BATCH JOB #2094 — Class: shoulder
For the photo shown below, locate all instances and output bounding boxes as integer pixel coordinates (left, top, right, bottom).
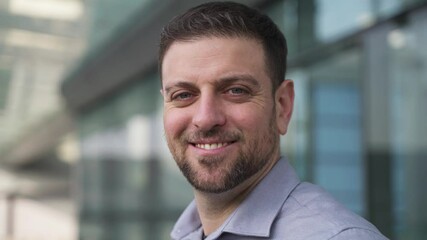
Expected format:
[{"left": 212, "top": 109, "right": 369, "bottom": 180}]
[
  {"left": 269, "top": 182, "right": 388, "bottom": 240},
  {"left": 329, "top": 228, "right": 389, "bottom": 240}
]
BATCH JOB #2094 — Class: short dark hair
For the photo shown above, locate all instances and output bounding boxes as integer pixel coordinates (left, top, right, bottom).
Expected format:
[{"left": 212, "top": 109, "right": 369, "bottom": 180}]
[{"left": 158, "top": 1, "right": 287, "bottom": 91}]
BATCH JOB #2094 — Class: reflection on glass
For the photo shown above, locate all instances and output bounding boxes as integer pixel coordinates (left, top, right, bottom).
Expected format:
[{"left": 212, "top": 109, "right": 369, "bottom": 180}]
[{"left": 315, "top": 0, "right": 374, "bottom": 42}]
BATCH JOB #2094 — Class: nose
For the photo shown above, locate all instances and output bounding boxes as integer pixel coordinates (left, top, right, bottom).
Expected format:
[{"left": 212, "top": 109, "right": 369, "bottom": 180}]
[{"left": 192, "top": 93, "right": 226, "bottom": 130}]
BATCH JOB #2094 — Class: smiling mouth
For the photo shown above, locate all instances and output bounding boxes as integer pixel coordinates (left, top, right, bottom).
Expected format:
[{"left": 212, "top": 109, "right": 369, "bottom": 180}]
[{"left": 193, "top": 142, "right": 232, "bottom": 150}]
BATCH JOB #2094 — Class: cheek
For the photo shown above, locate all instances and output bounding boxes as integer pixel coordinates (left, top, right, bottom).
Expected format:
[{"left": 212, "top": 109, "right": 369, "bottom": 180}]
[
  {"left": 228, "top": 105, "right": 271, "bottom": 129},
  {"left": 163, "top": 109, "right": 190, "bottom": 139}
]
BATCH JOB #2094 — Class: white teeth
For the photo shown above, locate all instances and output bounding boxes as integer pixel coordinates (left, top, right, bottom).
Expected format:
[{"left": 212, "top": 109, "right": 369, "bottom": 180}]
[{"left": 196, "top": 143, "right": 228, "bottom": 150}]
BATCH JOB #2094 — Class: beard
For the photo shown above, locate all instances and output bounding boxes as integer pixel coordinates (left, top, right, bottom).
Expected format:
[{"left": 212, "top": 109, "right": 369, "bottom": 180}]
[{"left": 166, "top": 113, "right": 279, "bottom": 194}]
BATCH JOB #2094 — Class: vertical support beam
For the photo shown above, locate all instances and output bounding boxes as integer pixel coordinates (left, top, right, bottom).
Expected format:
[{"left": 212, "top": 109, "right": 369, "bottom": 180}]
[
  {"left": 298, "top": 0, "right": 317, "bottom": 51},
  {"left": 404, "top": 9, "right": 427, "bottom": 239},
  {"left": 101, "top": 158, "right": 120, "bottom": 240},
  {"left": 363, "top": 23, "right": 394, "bottom": 239},
  {"left": 6, "top": 194, "right": 15, "bottom": 238},
  {"left": 146, "top": 157, "right": 161, "bottom": 239}
]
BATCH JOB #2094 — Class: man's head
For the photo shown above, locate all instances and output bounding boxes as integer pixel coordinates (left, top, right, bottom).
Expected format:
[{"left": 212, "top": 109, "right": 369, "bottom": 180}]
[
  {"left": 159, "top": 2, "right": 294, "bottom": 194},
  {"left": 159, "top": 1, "right": 287, "bottom": 92}
]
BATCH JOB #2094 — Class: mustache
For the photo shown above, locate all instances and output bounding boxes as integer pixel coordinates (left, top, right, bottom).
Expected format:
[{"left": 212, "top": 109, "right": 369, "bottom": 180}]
[{"left": 181, "top": 128, "right": 242, "bottom": 143}]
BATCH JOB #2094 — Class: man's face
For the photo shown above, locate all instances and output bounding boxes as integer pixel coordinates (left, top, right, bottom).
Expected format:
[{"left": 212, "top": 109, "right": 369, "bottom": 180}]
[{"left": 161, "top": 37, "right": 283, "bottom": 193}]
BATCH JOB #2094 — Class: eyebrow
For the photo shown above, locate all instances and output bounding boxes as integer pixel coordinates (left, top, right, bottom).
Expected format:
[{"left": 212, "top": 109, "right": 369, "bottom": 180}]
[
  {"left": 214, "top": 74, "right": 261, "bottom": 90},
  {"left": 164, "top": 73, "right": 261, "bottom": 94},
  {"left": 164, "top": 81, "right": 197, "bottom": 95}
]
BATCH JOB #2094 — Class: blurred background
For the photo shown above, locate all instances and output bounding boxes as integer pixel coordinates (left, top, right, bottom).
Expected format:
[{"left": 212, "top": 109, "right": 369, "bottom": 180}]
[{"left": 0, "top": 0, "right": 426, "bottom": 239}]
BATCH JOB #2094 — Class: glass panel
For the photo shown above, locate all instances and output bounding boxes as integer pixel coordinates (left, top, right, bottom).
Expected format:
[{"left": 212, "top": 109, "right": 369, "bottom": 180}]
[
  {"left": 388, "top": 11, "right": 427, "bottom": 239},
  {"left": 0, "top": 66, "right": 11, "bottom": 111},
  {"left": 310, "top": 49, "right": 365, "bottom": 215},
  {"left": 315, "top": 0, "right": 374, "bottom": 42},
  {"left": 377, "top": 0, "right": 427, "bottom": 18},
  {"left": 87, "top": 0, "right": 153, "bottom": 49},
  {"left": 266, "top": 0, "right": 300, "bottom": 57},
  {"left": 267, "top": 0, "right": 374, "bottom": 53}
]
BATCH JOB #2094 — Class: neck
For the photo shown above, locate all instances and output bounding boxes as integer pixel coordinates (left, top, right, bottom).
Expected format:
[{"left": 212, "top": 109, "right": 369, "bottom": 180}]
[{"left": 194, "top": 155, "right": 280, "bottom": 236}]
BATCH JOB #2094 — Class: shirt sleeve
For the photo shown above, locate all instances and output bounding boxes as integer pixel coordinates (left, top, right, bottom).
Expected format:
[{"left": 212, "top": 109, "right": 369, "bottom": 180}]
[{"left": 328, "top": 228, "right": 389, "bottom": 240}]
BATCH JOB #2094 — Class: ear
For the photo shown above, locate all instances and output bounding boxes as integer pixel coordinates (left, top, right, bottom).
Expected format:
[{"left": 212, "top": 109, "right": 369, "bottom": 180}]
[
  {"left": 275, "top": 80, "right": 294, "bottom": 135},
  {"left": 160, "top": 89, "right": 164, "bottom": 97}
]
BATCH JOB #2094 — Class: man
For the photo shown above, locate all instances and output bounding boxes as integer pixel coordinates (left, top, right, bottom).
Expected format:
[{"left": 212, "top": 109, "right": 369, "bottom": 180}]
[{"left": 159, "top": 2, "right": 388, "bottom": 240}]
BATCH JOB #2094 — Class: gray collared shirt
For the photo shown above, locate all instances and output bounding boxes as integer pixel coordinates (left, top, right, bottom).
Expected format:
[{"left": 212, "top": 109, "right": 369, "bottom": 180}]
[{"left": 171, "top": 157, "right": 389, "bottom": 240}]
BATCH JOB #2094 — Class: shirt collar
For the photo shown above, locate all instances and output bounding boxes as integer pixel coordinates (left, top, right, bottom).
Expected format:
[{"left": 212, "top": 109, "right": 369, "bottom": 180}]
[
  {"left": 171, "top": 157, "right": 301, "bottom": 239},
  {"left": 171, "top": 200, "right": 202, "bottom": 239},
  {"left": 221, "top": 157, "right": 300, "bottom": 237}
]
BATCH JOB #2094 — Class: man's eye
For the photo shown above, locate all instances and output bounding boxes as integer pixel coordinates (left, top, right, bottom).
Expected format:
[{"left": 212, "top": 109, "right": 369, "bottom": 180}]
[
  {"left": 173, "top": 92, "right": 193, "bottom": 100},
  {"left": 228, "top": 88, "right": 247, "bottom": 95}
]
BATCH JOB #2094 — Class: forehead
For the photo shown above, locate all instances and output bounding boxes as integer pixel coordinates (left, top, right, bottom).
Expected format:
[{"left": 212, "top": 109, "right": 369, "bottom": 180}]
[{"left": 161, "top": 37, "right": 268, "bottom": 86}]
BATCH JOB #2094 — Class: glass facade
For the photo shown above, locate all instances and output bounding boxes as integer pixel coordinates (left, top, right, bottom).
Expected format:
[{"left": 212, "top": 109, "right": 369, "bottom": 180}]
[
  {"left": 85, "top": 0, "right": 153, "bottom": 52},
  {"left": 387, "top": 10, "right": 427, "bottom": 239},
  {"left": 0, "top": 0, "right": 86, "bottom": 150},
  {"left": 266, "top": 0, "right": 427, "bottom": 239},
  {"left": 310, "top": 49, "right": 365, "bottom": 215},
  {"left": 0, "top": 0, "right": 87, "bottom": 238}
]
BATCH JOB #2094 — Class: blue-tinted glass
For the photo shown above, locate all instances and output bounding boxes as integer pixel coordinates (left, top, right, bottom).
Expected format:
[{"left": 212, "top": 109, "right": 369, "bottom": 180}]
[
  {"left": 311, "top": 65, "right": 364, "bottom": 215},
  {"left": 315, "top": 0, "right": 373, "bottom": 42},
  {"left": 313, "top": 85, "right": 360, "bottom": 117},
  {"left": 265, "top": 0, "right": 299, "bottom": 57},
  {"left": 388, "top": 12, "right": 427, "bottom": 238},
  {"left": 314, "top": 125, "right": 362, "bottom": 154},
  {"left": 377, "top": 0, "right": 427, "bottom": 18}
]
